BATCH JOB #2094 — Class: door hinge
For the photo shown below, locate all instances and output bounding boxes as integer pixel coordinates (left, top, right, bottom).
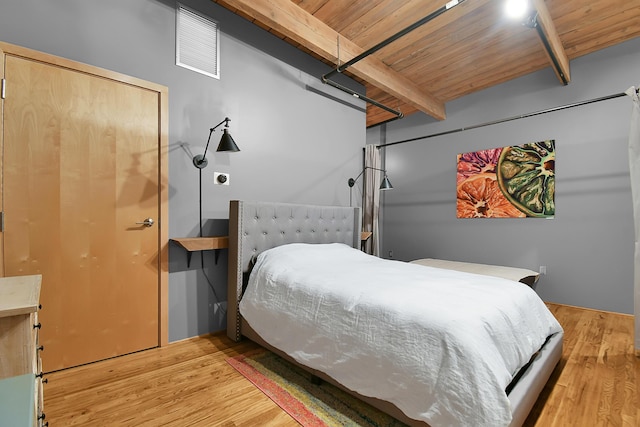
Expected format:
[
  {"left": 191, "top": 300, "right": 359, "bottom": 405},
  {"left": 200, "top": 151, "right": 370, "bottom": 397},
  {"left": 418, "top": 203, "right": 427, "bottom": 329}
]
[
  {"left": 0, "top": 212, "right": 3, "bottom": 232},
  {"left": 1, "top": 78, "right": 5, "bottom": 99}
]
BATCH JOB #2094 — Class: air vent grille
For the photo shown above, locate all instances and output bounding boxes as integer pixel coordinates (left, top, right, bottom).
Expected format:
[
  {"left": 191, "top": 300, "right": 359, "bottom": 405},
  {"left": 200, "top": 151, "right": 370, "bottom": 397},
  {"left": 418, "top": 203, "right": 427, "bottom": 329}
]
[{"left": 176, "top": 3, "right": 220, "bottom": 79}]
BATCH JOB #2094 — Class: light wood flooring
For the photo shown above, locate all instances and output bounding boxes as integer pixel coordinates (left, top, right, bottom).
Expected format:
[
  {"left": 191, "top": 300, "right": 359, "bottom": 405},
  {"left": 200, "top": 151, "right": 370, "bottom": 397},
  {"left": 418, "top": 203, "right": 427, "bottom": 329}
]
[{"left": 44, "top": 303, "right": 639, "bottom": 426}]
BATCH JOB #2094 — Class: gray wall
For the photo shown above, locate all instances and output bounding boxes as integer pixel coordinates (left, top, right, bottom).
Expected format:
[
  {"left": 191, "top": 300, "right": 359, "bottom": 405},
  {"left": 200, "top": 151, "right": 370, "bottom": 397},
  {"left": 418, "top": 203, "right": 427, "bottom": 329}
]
[
  {"left": 371, "top": 37, "right": 640, "bottom": 314},
  {"left": 0, "top": 0, "right": 366, "bottom": 341}
]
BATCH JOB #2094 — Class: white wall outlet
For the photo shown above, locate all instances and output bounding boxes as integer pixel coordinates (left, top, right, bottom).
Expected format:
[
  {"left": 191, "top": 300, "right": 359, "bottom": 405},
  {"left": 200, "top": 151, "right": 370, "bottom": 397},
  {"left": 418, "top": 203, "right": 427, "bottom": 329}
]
[
  {"left": 214, "top": 172, "right": 230, "bottom": 185},
  {"left": 539, "top": 265, "right": 547, "bottom": 275}
]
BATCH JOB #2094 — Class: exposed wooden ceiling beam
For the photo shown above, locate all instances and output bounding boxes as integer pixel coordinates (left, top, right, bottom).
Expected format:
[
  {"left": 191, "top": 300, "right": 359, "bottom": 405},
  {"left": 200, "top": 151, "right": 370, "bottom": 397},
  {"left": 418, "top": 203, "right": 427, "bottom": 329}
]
[
  {"left": 214, "top": 0, "right": 446, "bottom": 121},
  {"left": 532, "top": 0, "right": 571, "bottom": 84}
]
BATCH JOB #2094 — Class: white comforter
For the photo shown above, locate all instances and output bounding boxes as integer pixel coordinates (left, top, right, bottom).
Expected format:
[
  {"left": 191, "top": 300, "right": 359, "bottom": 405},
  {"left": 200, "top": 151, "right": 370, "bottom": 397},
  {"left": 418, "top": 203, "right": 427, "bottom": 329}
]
[{"left": 239, "top": 243, "right": 563, "bottom": 427}]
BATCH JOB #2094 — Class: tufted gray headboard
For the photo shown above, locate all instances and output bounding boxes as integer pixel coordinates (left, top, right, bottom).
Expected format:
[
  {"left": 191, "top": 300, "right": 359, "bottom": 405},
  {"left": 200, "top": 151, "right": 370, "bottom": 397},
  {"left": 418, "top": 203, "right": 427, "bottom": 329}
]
[{"left": 226, "top": 200, "right": 361, "bottom": 341}]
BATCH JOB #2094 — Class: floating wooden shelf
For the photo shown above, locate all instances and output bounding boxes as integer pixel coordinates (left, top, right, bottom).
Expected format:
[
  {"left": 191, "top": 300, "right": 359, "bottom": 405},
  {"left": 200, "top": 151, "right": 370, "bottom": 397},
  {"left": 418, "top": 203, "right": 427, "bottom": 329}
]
[
  {"left": 171, "top": 237, "right": 229, "bottom": 251},
  {"left": 360, "top": 231, "right": 373, "bottom": 251},
  {"left": 171, "top": 237, "right": 229, "bottom": 267},
  {"left": 173, "top": 234, "right": 370, "bottom": 265}
]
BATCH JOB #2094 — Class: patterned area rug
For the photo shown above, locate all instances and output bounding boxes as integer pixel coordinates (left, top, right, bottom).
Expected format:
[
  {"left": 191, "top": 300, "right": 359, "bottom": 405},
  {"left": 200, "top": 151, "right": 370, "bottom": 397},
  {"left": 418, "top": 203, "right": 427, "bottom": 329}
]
[{"left": 227, "top": 350, "right": 408, "bottom": 427}]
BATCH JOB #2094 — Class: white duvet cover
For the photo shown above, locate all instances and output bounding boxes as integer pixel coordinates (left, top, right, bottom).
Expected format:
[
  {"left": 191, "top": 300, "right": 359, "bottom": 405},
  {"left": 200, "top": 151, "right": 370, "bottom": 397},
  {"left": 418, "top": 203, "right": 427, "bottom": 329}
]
[{"left": 239, "top": 243, "right": 563, "bottom": 427}]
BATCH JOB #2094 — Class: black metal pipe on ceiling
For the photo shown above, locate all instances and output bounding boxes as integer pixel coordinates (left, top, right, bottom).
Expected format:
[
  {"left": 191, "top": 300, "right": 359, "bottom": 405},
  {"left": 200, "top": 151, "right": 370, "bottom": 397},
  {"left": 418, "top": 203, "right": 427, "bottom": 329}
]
[
  {"left": 534, "top": 23, "right": 568, "bottom": 85},
  {"left": 378, "top": 88, "right": 639, "bottom": 149},
  {"left": 322, "top": 77, "right": 403, "bottom": 117},
  {"left": 524, "top": 12, "right": 569, "bottom": 86},
  {"left": 321, "top": 0, "right": 468, "bottom": 121},
  {"left": 323, "top": 0, "right": 468, "bottom": 80}
]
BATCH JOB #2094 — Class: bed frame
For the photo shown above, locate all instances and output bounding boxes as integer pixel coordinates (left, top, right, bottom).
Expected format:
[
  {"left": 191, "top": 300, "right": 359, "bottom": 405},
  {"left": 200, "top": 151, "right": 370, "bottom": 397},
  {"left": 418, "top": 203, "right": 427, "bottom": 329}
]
[{"left": 226, "top": 200, "right": 563, "bottom": 427}]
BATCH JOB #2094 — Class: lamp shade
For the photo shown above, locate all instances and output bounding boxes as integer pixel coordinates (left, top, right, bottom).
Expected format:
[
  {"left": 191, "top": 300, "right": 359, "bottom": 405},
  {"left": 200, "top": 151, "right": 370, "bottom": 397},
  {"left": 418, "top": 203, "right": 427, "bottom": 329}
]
[
  {"left": 216, "top": 128, "right": 240, "bottom": 152},
  {"left": 380, "top": 175, "right": 393, "bottom": 190}
]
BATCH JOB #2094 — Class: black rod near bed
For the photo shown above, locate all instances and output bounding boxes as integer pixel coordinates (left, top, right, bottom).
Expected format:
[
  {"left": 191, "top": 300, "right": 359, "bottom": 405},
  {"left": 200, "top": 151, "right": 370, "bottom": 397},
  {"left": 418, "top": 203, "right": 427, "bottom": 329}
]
[{"left": 227, "top": 200, "right": 563, "bottom": 427}]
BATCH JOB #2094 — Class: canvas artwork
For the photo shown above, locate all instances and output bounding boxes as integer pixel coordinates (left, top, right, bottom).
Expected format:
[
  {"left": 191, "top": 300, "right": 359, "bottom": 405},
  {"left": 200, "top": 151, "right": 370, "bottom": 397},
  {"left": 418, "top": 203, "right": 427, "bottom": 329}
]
[{"left": 456, "top": 140, "right": 555, "bottom": 218}]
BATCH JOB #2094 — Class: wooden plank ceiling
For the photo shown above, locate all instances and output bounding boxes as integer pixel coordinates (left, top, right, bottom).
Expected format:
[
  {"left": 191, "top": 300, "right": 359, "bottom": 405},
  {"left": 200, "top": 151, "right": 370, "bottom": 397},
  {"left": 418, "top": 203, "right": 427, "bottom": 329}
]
[{"left": 213, "top": 0, "right": 640, "bottom": 127}]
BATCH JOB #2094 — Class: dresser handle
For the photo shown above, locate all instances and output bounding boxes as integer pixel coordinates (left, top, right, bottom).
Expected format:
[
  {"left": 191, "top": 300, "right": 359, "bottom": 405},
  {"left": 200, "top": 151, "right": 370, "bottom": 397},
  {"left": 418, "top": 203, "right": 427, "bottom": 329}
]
[
  {"left": 36, "top": 372, "right": 48, "bottom": 383},
  {"left": 34, "top": 322, "right": 42, "bottom": 329}
]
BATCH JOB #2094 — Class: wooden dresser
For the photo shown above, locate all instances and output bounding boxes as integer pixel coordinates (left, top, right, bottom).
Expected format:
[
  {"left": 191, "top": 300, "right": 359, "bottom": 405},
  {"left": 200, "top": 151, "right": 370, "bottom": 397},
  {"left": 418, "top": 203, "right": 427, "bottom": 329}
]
[{"left": 0, "top": 275, "right": 45, "bottom": 426}]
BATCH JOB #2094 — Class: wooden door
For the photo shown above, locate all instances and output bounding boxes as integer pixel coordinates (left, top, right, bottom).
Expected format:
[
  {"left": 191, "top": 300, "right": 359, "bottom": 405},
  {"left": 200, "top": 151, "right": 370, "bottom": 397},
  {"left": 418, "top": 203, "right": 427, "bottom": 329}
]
[{"left": 1, "top": 43, "right": 169, "bottom": 371}]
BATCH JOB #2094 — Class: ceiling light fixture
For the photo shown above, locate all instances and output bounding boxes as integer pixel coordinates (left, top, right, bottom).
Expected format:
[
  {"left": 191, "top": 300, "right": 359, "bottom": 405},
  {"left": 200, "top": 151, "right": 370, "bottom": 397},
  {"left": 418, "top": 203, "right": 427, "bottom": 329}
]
[{"left": 505, "top": 0, "right": 530, "bottom": 20}]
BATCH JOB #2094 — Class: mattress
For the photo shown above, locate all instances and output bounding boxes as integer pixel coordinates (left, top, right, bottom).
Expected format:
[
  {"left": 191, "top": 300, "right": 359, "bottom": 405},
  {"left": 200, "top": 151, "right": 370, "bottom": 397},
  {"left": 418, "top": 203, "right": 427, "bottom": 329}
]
[{"left": 239, "top": 243, "right": 563, "bottom": 427}]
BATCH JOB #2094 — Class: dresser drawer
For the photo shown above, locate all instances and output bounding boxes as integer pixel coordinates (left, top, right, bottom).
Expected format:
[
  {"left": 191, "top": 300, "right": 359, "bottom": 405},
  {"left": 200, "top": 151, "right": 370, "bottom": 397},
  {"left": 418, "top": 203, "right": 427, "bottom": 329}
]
[
  {"left": 0, "top": 313, "right": 35, "bottom": 377},
  {"left": 0, "top": 373, "right": 36, "bottom": 426},
  {"left": 0, "top": 275, "right": 44, "bottom": 426}
]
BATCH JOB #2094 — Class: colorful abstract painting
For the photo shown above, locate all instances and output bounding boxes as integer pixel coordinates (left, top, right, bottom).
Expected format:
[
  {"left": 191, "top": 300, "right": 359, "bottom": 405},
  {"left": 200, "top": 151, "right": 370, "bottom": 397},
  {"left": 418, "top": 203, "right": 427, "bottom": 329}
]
[{"left": 457, "top": 140, "right": 555, "bottom": 218}]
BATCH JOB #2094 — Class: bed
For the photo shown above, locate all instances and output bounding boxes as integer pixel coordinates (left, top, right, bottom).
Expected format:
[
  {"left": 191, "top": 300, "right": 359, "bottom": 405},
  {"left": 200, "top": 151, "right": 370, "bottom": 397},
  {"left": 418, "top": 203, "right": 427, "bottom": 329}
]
[{"left": 226, "top": 200, "right": 563, "bottom": 427}]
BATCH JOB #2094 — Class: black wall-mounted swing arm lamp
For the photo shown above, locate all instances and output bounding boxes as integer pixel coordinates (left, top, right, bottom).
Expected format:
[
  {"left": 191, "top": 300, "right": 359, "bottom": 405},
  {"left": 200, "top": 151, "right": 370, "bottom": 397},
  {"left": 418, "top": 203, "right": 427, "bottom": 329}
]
[
  {"left": 193, "top": 117, "right": 241, "bottom": 239},
  {"left": 192, "top": 117, "right": 240, "bottom": 169},
  {"left": 348, "top": 166, "right": 393, "bottom": 190}
]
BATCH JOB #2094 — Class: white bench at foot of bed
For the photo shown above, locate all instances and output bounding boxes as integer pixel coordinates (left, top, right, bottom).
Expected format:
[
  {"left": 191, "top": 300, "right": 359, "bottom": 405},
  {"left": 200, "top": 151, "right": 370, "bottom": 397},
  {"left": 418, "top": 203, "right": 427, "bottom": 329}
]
[{"left": 410, "top": 258, "right": 540, "bottom": 286}]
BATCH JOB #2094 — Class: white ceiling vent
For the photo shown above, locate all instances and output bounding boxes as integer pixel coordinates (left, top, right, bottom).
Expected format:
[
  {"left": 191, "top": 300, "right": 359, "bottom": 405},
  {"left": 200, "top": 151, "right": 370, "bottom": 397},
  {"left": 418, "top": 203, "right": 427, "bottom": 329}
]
[{"left": 176, "top": 3, "right": 220, "bottom": 79}]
